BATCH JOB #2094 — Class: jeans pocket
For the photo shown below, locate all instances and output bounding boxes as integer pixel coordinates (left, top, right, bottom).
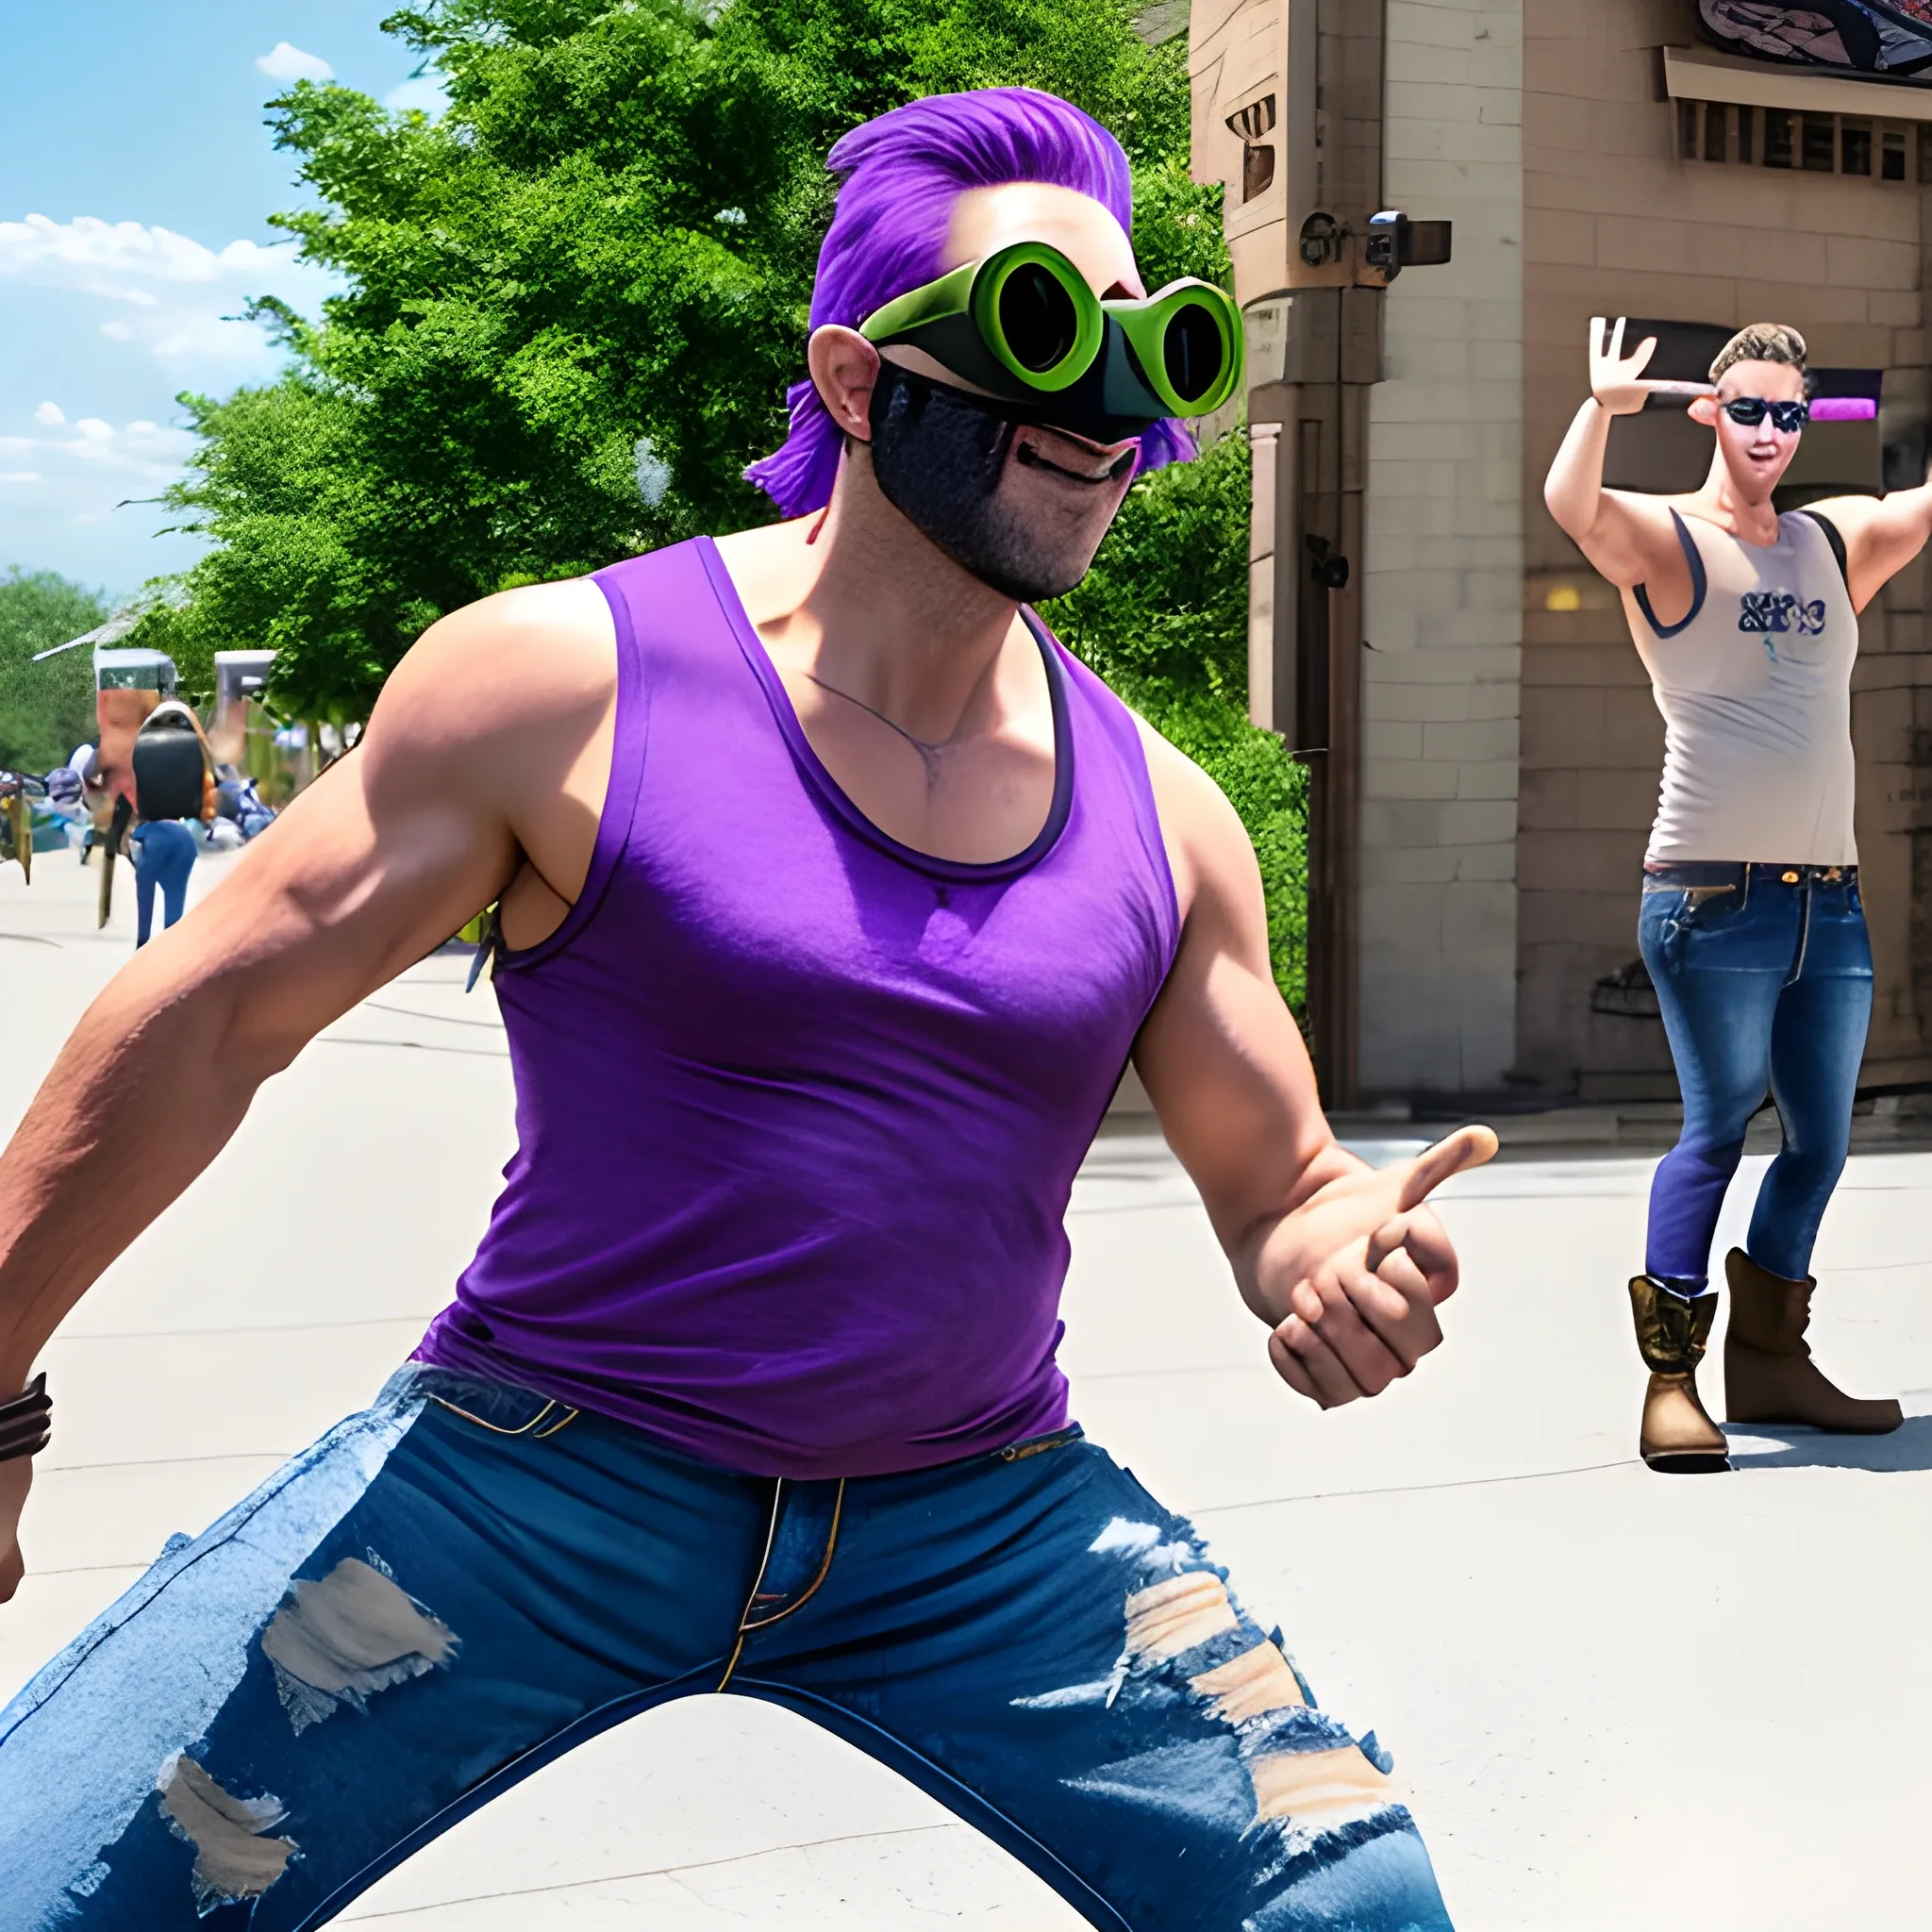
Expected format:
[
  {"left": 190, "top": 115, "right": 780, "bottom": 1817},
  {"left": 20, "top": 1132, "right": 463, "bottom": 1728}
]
[
  {"left": 1674, "top": 884, "right": 1744, "bottom": 931},
  {"left": 994, "top": 1423, "right": 1086, "bottom": 1464},
  {"left": 410, "top": 1366, "right": 580, "bottom": 1441}
]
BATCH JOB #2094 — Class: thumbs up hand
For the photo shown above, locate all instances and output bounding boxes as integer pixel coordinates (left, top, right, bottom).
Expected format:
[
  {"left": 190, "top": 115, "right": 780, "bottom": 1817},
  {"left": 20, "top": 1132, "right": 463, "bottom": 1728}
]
[{"left": 1252, "top": 1124, "right": 1498, "bottom": 1408}]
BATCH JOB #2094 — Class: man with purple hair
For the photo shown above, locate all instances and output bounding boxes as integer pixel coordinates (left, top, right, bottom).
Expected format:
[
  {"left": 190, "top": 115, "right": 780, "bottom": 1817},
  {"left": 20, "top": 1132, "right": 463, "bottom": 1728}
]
[{"left": 0, "top": 89, "right": 1486, "bottom": 1926}]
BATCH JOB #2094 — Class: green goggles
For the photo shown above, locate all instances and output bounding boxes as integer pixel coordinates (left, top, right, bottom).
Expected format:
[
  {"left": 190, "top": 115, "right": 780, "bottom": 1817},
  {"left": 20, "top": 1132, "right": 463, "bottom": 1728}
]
[{"left": 859, "top": 241, "right": 1243, "bottom": 436}]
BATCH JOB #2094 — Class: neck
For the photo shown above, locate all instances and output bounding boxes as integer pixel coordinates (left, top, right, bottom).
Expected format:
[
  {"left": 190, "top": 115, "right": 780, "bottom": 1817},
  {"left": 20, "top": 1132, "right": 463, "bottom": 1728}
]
[
  {"left": 746, "top": 445, "right": 1024, "bottom": 743},
  {"left": 1693, "top": 454, "right": 1780, "bottom": 541}
]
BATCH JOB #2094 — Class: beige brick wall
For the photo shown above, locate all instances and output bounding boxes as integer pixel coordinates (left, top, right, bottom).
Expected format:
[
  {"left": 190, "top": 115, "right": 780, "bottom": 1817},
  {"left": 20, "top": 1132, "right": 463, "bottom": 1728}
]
[
  {"left": 1520, "top": 0, "right": 1932, "bottom": 1095},
  {"left": 1360, "top": 0, "right": 1526, "bottom": 1094}
]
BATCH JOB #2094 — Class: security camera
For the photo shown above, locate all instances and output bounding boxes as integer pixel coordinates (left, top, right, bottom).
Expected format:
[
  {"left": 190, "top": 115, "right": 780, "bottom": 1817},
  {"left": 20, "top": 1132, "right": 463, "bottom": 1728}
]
[{"left": 1362, "top": 210, "right": 1453, "bottom": 283}]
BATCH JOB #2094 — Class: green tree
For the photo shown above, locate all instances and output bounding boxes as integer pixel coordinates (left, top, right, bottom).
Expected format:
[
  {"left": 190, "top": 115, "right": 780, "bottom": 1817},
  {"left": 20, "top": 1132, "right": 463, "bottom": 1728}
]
[
  {"left": 1042, "top": 429, "right": 1307, "bottom": 1008},
  {"left": 149, "top": 0, "right": 1224, "bottom": 721},
  {"left": 144, "top": 375, "right": 389, "bottom": 721},
  {"left": 0, "top": 571, "right": 107, "bottom": 774},
  {"left": 144, "top": 0, "right": 1306, "bottom": 1005}
]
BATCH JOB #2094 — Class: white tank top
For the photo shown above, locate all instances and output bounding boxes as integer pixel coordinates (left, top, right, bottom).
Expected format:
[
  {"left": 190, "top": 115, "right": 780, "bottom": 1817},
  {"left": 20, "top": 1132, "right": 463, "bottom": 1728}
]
[{"left": 1624, "top": 508, "right": 1857, "bottom": 866}]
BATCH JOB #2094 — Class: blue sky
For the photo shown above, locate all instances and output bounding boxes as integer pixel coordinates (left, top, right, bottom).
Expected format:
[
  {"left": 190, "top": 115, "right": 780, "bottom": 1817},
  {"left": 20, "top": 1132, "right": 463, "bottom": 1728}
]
[{"left": 0, "top": 3, "right": 447, "bottom": 599}]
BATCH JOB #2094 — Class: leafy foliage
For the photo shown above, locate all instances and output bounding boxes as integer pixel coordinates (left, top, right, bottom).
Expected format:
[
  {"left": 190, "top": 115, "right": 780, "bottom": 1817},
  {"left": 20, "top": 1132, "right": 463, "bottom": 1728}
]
[
  {"left": 0, "top": 572, "right": 107, "bottom": 774},
  {"left": 1044, "top": 430, "right": 1307, "bottom": 1008},
  {"left": 140, "top": 0, "right": 1306, "bottom": 1006},
  {"left": 148, "top": 0, "right": 1223, "bottom": 720},
  {"left": 144, "top": 376, "right": 393, "bottom": 722}
]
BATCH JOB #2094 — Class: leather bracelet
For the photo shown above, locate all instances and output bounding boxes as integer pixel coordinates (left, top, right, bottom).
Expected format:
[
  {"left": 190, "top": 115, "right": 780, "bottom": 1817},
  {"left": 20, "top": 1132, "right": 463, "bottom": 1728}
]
[{"left": 0, "top": 1374, "right": 51, "bottom": 1464}]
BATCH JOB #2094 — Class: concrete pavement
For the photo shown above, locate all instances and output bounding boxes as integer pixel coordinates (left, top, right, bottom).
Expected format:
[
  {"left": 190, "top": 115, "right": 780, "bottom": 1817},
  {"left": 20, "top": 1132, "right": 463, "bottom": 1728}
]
[{"left": 3, "top": 843, "right": 1929, "bottom": 1926}]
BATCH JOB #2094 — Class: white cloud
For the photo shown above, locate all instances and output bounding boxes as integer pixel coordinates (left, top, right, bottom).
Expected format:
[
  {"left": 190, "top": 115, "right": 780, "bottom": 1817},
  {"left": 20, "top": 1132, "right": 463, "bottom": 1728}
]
[
  {"left": 2, "top": 408, "right": 199, "bottom": 537},
  {"left": 257, "top": 42, "right": 333, "bottom": 83},
  {"left": 0, "top": 213, "right": 337, "bottom": 369},
  {"left": 385, "top": 75, "right": 449, "bottom": 117},
  {"left": 2, "top": 216, "right": 338, "bottom": 583}
]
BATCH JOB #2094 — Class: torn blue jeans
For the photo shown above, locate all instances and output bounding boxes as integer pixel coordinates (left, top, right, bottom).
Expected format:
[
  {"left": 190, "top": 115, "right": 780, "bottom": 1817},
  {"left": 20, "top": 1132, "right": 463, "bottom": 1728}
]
[
  {"left": 0, "top": 1364, "right": 1452, "bottom": 1930},
  {"left": 1640, "top": 865, "right": 1873, "bottom": 1291}
]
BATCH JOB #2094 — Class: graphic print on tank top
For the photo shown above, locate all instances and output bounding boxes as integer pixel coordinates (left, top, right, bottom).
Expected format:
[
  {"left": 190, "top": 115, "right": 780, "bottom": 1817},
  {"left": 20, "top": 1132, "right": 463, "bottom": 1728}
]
[
  {"left": 414, "top": 537, "right": 1182, "bottom": 1479},
  {"left": 1628, "top": 508, "right": 1857, "bottom": 867}
]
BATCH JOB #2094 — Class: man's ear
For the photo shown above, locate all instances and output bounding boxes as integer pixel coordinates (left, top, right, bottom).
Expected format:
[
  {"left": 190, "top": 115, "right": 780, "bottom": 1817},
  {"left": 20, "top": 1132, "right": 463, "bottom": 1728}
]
[
  {"left": 808, "top": 325, "right": 880, "bottom": 442},
  {"left": 1688, "top": 395, "right": 1718, "bottom": 427}
]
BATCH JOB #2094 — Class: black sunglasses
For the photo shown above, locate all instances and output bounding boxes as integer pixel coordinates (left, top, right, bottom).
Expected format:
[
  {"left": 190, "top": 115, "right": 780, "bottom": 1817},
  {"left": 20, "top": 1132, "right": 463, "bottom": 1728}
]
[{"left": 1722, "top": 396, "right": 1809, "bottom": 433}]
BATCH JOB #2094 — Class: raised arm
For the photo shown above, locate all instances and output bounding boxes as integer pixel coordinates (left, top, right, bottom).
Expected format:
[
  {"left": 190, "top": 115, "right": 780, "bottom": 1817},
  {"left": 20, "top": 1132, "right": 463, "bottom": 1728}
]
[
  {"left": 1544, "top": 316, "right": 1705, "bottom": 593},
  {"left": 1803, "top": 477, "right": 1932, "bottom": 613},
  {"left": 0, "top": 577, "right": 615, "bottom": 1600},
  {"left": 1131, "top": 732, "right": 1494, "bottom": 1409}
]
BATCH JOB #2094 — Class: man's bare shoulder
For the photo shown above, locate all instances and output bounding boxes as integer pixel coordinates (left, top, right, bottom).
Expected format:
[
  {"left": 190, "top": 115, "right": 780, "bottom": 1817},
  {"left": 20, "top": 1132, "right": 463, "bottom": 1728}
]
[
  {"left": 379, "top": 576, "right": 617, "bottom": 737},
  {"left": 1128, "top": 711, "right": 1258, "bottom": 926},
  {"left": 357, "top": 575, "right": 621, "bottom": 860},
  {"left": 1799, "top": 489, "right": 1883, "bottom": 534},
  {"left": 1607, "top": 487, "right": 1696, "bottom": 535}
]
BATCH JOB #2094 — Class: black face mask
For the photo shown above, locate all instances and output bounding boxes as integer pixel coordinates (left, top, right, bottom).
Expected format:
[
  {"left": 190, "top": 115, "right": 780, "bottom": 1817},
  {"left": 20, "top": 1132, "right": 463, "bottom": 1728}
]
[{"left": 864, "top": 362, "right": 1137, "bottom": 603}]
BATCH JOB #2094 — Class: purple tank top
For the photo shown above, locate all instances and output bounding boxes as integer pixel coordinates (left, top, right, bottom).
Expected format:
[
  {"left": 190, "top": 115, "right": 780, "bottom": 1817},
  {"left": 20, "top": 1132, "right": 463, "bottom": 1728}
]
[{"left": 415, "top": 538, "right": 1180, "bottom": 1477}]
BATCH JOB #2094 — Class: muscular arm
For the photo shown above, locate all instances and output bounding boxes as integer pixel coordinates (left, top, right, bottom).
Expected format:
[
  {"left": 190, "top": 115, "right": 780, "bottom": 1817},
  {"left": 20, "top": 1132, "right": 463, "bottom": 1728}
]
[
  {"left": 1543, "top": 398, "right": 1690, "bottom": 596},
  {"left": 1131, "top": 731, "right": 1493, "bottom": 1408},
  {"left": 0, "top": 578, "right": 613, "bottom": 1594},
  {"left": 1805, "top": 479, "right": 1932, "bottom": 613}
]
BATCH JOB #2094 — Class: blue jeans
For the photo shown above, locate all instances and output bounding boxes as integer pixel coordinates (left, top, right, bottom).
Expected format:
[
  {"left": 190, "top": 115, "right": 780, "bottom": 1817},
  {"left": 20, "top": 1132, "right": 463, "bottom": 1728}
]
[
  {"left": 1640, "top": 865, "right": 1873, "bottom": 1291},
  {"left": 0, "top": 1365, "right": 1452, "bottom": 1930},
  {"left": 130, "top": 820, "right": 200, "bottom": 947}
]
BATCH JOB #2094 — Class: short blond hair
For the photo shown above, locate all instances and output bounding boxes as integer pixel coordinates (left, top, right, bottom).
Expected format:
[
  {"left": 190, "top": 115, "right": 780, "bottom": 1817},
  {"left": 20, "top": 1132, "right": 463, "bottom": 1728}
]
[{"left": 1709, "top": 323, "right": 1807, "bottom": 385}]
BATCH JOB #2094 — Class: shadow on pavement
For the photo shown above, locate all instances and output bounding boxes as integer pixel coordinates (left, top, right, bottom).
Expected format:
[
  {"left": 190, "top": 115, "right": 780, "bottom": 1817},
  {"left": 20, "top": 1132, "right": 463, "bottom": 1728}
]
[{"left": 1725, "top": 1412, "right": 1932, "bottom": 1473}]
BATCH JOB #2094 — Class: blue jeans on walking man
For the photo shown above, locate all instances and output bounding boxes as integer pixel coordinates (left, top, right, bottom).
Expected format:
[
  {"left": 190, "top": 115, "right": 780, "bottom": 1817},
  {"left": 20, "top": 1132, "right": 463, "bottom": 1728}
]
[{"left": 129, "top": 819, "right": 201, "bottom": 949}]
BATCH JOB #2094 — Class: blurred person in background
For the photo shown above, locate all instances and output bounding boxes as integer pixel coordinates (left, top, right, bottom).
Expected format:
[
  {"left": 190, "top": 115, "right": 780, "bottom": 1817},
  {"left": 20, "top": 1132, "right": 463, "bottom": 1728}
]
[{"left": 127, "top": 816, "right": 200, "bottom": 946}]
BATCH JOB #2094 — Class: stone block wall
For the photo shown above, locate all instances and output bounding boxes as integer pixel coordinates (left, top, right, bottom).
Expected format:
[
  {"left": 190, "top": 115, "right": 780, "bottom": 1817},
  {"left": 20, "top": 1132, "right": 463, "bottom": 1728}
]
[
  {"left": 1360, "top": 0, "right": 1526, "bottom": 1094},
  {"left": 1520, "top": 0, "right": 1932, "bottom": 1095}
]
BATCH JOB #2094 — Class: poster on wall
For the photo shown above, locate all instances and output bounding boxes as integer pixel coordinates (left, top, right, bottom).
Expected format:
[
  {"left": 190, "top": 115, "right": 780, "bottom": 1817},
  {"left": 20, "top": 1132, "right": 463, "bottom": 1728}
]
[{"left": 1698, "top": 1, "right": 1932, "bottom": 76}]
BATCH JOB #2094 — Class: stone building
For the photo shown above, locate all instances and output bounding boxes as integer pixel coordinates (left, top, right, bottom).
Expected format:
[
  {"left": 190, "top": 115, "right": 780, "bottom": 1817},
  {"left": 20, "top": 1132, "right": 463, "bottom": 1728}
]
[{"left": 1185, "top": 0, "right": 1932, "bottom": 1105}]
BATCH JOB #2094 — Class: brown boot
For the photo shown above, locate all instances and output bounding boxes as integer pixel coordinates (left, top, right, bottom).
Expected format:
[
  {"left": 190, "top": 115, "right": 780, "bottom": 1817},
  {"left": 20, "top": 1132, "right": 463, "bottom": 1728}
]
[
  {"left": 1724, "top": 1249, "right": 1903, "bottom": 1434},
  {"left": 1628, "top": 1275, "right": 1730, "bottom": 1474}
]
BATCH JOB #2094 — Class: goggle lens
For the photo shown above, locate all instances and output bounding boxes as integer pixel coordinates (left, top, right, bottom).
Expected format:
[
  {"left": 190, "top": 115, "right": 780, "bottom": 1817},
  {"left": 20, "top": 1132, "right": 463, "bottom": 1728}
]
[
  {"left": 997, "top": 262, "right": 1082, "bottom": 375},
  {"left": 1162, "top": 300, "right": 1226, "bottom": 405},
  {"left": 1724, "top": 397, "right": 1808, "bottom": 432}
]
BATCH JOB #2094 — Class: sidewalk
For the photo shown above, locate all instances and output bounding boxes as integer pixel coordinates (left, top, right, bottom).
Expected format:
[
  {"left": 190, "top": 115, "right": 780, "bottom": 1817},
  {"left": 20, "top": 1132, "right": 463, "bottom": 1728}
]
[{"left": 3, "top": 847, "right": 1929, "bottom": 1927}]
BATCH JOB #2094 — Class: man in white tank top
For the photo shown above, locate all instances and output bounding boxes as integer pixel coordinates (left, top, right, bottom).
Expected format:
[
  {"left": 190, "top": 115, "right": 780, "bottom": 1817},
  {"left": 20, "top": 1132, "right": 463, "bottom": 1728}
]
[{"left": 1545, "top": 319, "right": 1932, "bottom": 1473}]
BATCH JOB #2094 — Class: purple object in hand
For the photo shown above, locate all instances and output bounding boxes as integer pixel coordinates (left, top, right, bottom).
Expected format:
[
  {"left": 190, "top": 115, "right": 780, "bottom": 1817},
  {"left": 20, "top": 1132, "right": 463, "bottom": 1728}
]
[{"left": 1809, "top": 397, "right": 1876, "bottom": 422}]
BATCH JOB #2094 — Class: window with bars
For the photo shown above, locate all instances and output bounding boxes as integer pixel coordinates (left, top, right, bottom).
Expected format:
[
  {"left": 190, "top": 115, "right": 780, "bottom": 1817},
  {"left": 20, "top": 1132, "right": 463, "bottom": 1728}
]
[{"left": 1677, "top": 99, "right": 1932, "bottom": 182}]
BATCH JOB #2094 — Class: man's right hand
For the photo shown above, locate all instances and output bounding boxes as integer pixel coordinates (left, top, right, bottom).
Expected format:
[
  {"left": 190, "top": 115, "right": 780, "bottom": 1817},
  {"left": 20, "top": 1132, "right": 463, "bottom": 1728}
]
[
  {"left": 1589, "top": 315, "right": 1663, "bottom": 416},
  {"left": 1589, "top": 315, "right": 1711, "bottom": 417}
]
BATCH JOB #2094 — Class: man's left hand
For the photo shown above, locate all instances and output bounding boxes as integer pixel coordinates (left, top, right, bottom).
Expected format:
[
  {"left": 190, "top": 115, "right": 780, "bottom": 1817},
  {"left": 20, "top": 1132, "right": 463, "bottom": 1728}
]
[{"left": 1257, "top": 1125, "right": 1498, "bottom": 1408}]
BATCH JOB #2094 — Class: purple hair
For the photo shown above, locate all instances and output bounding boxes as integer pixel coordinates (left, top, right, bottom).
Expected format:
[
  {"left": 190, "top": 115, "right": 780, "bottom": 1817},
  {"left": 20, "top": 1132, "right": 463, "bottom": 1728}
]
[{"left": 744, "top": 88, "right": 1195, "bottom": 517}]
